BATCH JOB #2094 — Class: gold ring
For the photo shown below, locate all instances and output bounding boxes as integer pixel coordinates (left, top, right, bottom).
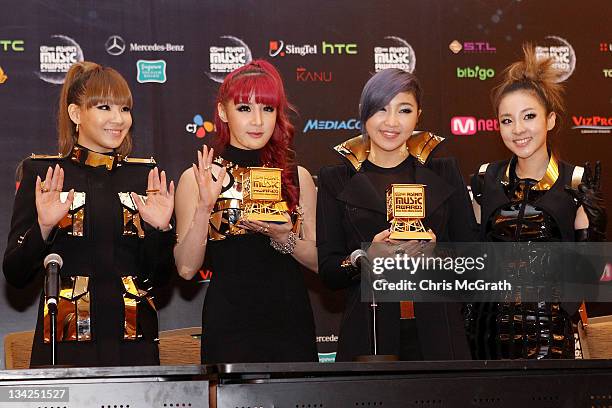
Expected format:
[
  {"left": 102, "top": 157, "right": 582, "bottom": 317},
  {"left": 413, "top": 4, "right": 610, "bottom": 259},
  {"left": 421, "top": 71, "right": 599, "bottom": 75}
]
[
  {"left": 40, "top": 187, "right": 50, "bottom": 193},
  {"left": 264, "top": 227, "right": 269, "bottom": 234},
  {"left": 146, "top": 189, "right": 160, "bottom": 194},
  {"left": 203, "top": 165, "right": 212, "bottom": 171}
]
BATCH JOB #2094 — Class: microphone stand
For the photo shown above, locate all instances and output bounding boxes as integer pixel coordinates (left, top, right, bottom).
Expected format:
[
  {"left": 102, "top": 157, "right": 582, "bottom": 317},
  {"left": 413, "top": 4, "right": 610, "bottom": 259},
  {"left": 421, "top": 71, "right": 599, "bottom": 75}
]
[{"left": 48, "top": 301, "right": 58, "bottom": 366}]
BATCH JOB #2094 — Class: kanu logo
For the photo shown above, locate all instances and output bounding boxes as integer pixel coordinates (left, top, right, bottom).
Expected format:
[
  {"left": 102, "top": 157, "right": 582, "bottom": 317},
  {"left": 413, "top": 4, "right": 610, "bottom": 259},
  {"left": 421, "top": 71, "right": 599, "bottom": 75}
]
[
  {"left": 296, "top": 67, "right": 332, "bottom": 82},
  {"left": 535, "top": 36, "right": 576, "bottom": 82},
  {"left": 269, "top": 40, "right": 317, "bottom": 57},
  {"left": 449, "top": 40, "right": 496, "bottom": 54},
  {"left": 600, "top": 42, "right": 612, "bottom": 52},
  {"left": 451, "top": 116, "right": 499, "bottom": 135},
  {"left": 374, "top": 36, "right": 415, "bottom": 73},
  {"left": 572, "top": 116, "right": 612, "bottom": 134},
  {"left": 456, "top": 66, "right": 495, "bottom": 80},
  {"left": 303, "top": 118, "right": 360, "bottom": 133}
]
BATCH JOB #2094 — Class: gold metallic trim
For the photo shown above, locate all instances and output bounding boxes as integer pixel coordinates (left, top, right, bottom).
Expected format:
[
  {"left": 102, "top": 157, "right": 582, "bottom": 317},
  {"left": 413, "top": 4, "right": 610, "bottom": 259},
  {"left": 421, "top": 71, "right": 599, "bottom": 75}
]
[
  {"left": 70, "top": 146, "right": 117, "bottom": 170},
  {"left": 502, "top": 154, "right": 560, "bottom": 191},
  {"left": 58, "top": 191, "right": 86, "bottom": 236},
  {"left": 571, "top": 166, "right": 585, "bottom": 189},
  {"left": 119, "top": 192, "right": 145, "bottom": 238},
  {"left": 122, "top": 156, "right": 157, "bottom": 166},
  {"left": 122, "top": 276, "right": 156, "bottom": 341},
  {"left": 44, "top": 276, "right": 90, "bottom": 342},
  {"left": 478, "top": 163, "right": 490, "bottom": 175},
  {"left": 333, "top": 131, "right": 446, "bottom": 170},
  {"left": 30, "top": 153, "right": 63, "bottom": 160}
]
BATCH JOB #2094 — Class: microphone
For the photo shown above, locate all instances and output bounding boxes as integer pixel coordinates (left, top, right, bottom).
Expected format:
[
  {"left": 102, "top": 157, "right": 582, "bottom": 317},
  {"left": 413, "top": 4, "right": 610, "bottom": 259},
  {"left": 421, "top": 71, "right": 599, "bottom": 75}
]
[
  {"left": 350, "top": 249, "right": 370, "bottom": 270},
  {"left": 44, "top": 253, "right": 63, "bottom": 312}
]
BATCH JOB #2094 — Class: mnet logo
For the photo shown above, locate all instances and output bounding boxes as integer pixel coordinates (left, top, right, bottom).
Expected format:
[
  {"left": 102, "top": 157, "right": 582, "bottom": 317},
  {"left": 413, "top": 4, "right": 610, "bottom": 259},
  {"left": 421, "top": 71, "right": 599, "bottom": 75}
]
[
  {"left": 269, "top": 40, "right": 317, "bottom": 57},
  {"left": 296, "top": 67, "right": 332, "bottom": 82},
  {"left": 449, "top": 40, "right": 496, "bottom": 54},
  {"left": 604, "top": 69, "right": 612, "bottom": 78},
  {"left": 303, "top": 118, "right": 360, "bottom": 133},
  {"left": 0, "top": 40, "right": 24, "bottom": 52},
  {"left": 321, "top": 41, "right": 357, "bottom": 55},
  {"left": 451, "top": 116, "right": 499, "bottom": 135},
  {"left": 186, "top": 114, "right": 215, "bottom": 138},
  {"left": 572, "top": 115, "right": 612, "bottom": 134},
  {"left": 456, "top": 66, "right": 495, "bottom": 81}
]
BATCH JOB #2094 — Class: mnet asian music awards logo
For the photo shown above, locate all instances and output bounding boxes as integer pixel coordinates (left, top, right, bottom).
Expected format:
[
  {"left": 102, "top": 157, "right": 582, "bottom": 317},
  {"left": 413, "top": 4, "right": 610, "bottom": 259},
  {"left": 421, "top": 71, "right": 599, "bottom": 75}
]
[
  {"left": 186, "top": 114, "right": 215, "bottom": 138},
  {"left": 535, "top": 36, "right": 576, "bottom": 82},
  {"left": 269, "top": 40, "right": 317, "bottom": 57},
  {"left": 206, "top": 35, "right": 252, "bottom": 83},
  {"left": 451, "top": 116, "right": 499, "bottom": 135},
  {"left": 571, "top": 115, "right": 612, "bottom": 134},
  {"left": 449, "top": 40, "right": 496, "bottom": 54},
  {"left": 38, "top": 35, "right": 84, "bottom": 84},
  {"left": 136, "top": 60, "right": 166, "bottom": 83},
  {"left": 0, "top": 66, "right": 7, "bottom": 84},
  {"left": 374, "top": 36, "right": 416, "bottom": 73}
]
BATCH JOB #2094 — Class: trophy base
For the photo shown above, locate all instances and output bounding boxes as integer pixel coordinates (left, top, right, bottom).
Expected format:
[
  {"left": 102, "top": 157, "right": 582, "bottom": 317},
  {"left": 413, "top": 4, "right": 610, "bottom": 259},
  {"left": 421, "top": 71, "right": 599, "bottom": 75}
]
[
  {"left": 354, "top": 354, "right": 399, "bottom": 362},
  {"left": 389, "top": 230, "right": 434, "bottom": 240},
  {"left": 244, "top": 213, "right": 288, "bottom": 223}
]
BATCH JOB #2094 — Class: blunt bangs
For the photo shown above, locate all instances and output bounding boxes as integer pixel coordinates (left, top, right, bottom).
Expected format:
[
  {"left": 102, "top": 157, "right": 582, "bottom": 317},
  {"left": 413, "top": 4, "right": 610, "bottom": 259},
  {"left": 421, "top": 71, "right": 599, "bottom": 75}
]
[
  {"left": 228, "top": 71, "right": 281, "bottom": 108},
  {"left": 82, "top": 68, "right": 133, "bottom": 109}
]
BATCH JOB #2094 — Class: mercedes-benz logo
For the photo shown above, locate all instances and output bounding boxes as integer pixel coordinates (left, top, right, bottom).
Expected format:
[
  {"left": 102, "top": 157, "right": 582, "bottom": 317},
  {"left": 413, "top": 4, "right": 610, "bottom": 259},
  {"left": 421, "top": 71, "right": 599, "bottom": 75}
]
[{"left": 105, "top": 35, "right": 126, "bottom": 56}]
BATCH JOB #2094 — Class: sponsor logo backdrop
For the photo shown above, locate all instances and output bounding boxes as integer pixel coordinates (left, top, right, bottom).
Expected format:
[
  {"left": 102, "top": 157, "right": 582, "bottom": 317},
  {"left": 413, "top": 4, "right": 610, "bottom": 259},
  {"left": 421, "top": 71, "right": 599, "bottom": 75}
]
[{"left": 0, "top": 0, "right": 610, "bottom": 366}]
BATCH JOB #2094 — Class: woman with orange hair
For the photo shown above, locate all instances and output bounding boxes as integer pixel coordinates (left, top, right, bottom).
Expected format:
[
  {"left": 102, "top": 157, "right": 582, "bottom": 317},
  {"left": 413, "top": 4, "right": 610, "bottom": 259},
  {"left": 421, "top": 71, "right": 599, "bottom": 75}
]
[
  {"left": 3, "top": 61, "right": 175, "bottom": 367},
  {"left": 174, "top": 60, "right": 318, "bottom": 363}
]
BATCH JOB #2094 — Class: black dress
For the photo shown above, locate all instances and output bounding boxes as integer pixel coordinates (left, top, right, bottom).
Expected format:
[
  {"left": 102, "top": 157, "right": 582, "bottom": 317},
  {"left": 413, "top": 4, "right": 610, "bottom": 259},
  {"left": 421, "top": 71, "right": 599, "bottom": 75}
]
[
  {"left": 201, "top": 144, "right": 317, "bottom": 363},
  {"left": 465, "top": 155, "right": 584, "bottom": 359},
  {"left": 3, "top": 145, "right": 174, "bottom": 367},
  {"left": 317, "top": 133, "right": 477, "bottom": 361}
]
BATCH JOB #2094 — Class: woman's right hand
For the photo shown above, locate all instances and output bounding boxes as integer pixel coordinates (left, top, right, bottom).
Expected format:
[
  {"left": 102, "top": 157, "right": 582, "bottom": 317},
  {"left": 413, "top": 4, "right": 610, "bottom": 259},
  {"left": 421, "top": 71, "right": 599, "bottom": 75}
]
[
  {"left": 35, "top": 164, "right": 74, "bottom": 239},
  {"left": 192, "top": 145, "right": 227, "bottom": 214}
]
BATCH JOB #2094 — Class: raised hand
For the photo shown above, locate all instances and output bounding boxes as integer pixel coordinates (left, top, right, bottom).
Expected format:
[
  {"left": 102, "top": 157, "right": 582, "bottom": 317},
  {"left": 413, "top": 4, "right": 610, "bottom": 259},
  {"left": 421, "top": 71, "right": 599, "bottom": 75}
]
[
  {"left": 35, "top": 164, "right": 74, "bottom": 239},
  {"left": 192, "top": 145, "right": 226, "bottom": 214},
  {"left": 241, "top": 212, "right": 293, "bottom": 243},
  {"left": 565, "top": 162, "right": 607, "bottom": 241},
  {"left": 131, "top": 167, "right": 175, "bottom": 231}
]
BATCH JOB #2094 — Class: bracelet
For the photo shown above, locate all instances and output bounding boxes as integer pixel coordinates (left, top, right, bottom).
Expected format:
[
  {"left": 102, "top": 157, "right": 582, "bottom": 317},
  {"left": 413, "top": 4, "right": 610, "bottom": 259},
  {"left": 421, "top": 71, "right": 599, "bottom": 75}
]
[{"left": 270, "top": 231, "right": 298, "bottom": 254}]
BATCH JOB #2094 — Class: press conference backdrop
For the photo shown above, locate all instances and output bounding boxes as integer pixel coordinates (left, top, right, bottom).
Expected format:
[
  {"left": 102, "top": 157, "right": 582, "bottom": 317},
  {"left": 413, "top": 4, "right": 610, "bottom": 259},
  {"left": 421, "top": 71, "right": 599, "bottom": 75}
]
[{"left": 0, "top": 0, "right": 610, "bottom": 368}]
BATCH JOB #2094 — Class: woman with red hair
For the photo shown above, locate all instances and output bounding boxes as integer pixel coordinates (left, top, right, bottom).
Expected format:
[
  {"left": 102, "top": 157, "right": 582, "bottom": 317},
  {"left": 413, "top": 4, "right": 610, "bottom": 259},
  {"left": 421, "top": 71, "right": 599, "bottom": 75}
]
[{"left": 174, "top": 60, "right": 318, "bottom": 363}]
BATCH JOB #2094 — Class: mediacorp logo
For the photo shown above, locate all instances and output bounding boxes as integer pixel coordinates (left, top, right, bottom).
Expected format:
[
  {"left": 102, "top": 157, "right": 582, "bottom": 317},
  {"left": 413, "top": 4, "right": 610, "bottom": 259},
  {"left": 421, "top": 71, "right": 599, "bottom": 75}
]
[
  {"left": 572, "top": 115, "right": 612, "bottom": 134},
  {"left": 456, "top": 66, "right": 495, "bottom": 80},
  {"left": 374, "top": 36, "right": 415, "bottom": 73},
  {"left": 303, "top": 118, "right": 360, "bottom": 133},
  {"left": 0, "top": 40, "right": 24, "bottom": 52},
  {"left": 269, "top": 40, "right": 317, "bottom": 57},
  {"left": 136, "top": 60, "right": 166, "bottom": 83},
  {"left": 449, "top": 40, "right": 496, "bottom": 54},
  {"left": 186, "top": 114, "right": 215, "bottom": 138},
  {"left": 451, "top": 116, "right": 499, "bottom": 135}
]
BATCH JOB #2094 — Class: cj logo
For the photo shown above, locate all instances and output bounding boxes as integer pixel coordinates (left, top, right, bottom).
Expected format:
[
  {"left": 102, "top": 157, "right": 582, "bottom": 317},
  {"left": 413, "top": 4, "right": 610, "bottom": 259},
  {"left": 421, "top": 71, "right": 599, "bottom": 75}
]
[
  {"left": 105, "top": 35, "right": 126, "bottom": 56},
  {"left": 186, "top": 115, "right": 215, "bottom": 138}
]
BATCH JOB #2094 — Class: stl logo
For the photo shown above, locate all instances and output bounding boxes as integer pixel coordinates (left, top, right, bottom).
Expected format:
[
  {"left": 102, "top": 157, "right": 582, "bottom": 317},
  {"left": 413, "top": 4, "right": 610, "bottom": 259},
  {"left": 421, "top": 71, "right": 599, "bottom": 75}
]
[{"left": 189, "top": 114, "right": 215, "bottom": 138}]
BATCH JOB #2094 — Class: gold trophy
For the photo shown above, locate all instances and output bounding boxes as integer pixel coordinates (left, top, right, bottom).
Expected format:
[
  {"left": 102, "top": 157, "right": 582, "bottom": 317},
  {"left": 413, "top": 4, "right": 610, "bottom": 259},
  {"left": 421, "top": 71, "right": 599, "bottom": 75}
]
[
  {"left": 242, "top": 167, "right": 288, "bottom": 223},
  {"left": 386, "top": 184, "right": 434, "bottom": 240}
]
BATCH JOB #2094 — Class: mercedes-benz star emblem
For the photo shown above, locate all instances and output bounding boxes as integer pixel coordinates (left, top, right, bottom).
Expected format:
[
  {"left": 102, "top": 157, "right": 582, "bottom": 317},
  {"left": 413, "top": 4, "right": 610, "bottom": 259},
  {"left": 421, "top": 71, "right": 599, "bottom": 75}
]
[{"left": 105, "top": 35, "right": 126, "bottom": 56}]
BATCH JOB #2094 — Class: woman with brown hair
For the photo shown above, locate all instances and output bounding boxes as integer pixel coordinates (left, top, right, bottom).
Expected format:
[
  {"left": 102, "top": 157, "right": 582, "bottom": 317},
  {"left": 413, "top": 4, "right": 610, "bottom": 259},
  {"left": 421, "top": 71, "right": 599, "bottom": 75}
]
[
  {"left": 466, "top": 45, "right": 606, "bottom": 359},
  {"left": 3, "top": 61, "right": 175, "bottom": 367}
]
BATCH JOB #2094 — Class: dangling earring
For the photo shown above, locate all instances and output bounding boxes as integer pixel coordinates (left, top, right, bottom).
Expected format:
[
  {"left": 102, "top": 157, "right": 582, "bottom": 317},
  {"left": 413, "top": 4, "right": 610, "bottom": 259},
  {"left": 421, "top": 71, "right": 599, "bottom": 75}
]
[{"left": 76, "top": 123, "right": 79, "bottom": 133}]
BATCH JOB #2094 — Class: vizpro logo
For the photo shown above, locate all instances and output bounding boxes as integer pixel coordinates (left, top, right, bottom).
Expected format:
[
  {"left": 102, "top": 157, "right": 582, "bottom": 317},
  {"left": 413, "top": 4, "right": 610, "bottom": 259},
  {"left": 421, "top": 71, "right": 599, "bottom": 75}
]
[{"left": 451, "top": 116, "right": 499, "bottom": 135}]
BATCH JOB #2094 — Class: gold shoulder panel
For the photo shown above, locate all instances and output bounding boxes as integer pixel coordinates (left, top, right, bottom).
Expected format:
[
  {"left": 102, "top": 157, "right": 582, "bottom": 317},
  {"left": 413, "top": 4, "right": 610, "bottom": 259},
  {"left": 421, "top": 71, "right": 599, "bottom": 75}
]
[
  {"left": 407, "top": 131, "right": 445, "bottom": 164},
  {"left": 333, "top": 135, "right": 369, "bottom": 171},
  {"left": 30, "top": 153, "right": 63, "bottom": 160},
  {"left": 122, "top": 156, "right": 157, "bottom": 166}
]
